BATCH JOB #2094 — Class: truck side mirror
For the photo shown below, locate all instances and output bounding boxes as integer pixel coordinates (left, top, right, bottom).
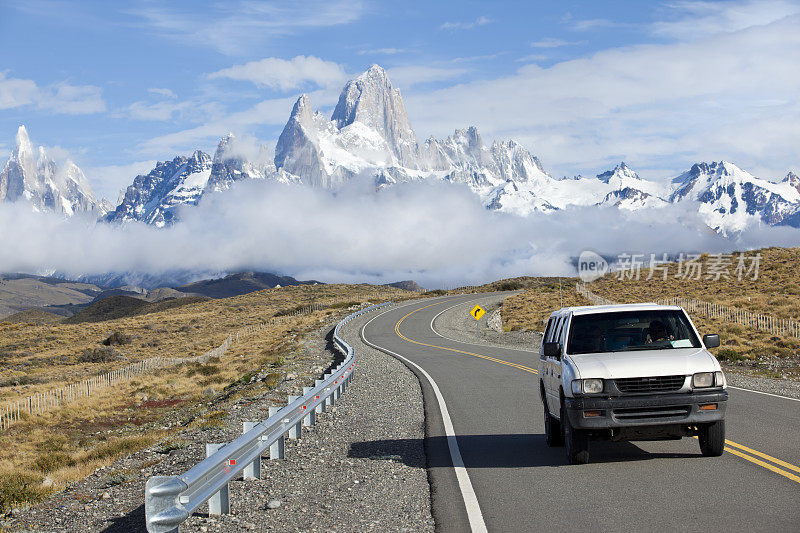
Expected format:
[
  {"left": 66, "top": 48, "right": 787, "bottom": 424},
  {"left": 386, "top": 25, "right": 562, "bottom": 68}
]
[
  {"left": 703, "top": 334, "right": 720, "bottom": 348},
  {"left": 543, "top": 342, "right": 561, "bottom": 359}
]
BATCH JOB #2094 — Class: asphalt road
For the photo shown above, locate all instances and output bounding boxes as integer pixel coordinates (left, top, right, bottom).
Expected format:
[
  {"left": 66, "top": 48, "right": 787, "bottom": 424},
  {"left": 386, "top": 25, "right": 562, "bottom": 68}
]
[{"left": 360, "top": 294, "right": 800, "bottom": 532}]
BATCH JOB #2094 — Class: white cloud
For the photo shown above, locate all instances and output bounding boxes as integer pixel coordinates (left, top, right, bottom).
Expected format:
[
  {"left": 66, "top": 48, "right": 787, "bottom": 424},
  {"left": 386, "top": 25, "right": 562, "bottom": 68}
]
[
  {"left": 136, "top": 95, "right": 300, "bottom": 155},
  {"left": 0, "top": 180, "right": 795, "bottom": 287},
  {"left": 652, "top": 0, "right": 800, "bottom": 40},
  {"left": 130, "top": 0, "right": 366, "bottom": 55},
  {"left": 386, "top": 66, "right": 469, "bottom": 88},
  {"left": 85, "top": 160, "right": 158, "bottom": 202},
  {"left": 0, "top": 72, "right": 38, "bottom": 109},
  {"left": 208, "top": 56, "right": 348, "bottom": 91},
  {"left": 531, "top": 38, "right": 584, "bottom": 48},
  {"left": 358, "top": 48, "right": 404, "bottom": 55},
  {"left": 440, "top": 16, "right": 492, "bottom": 31},
  {"left": 126, "top": 99, "right": 194, "bottom": 121},
  {"left": 0, "top": 73, "right": 105, "bottom": 114},
  {"left": 403, "top": 14, "right": 800, "bottom": 182},
  {"left": 148, "top": 87, "right": 177, "bottom": 98},
  {"left": 37, "top": 83, "right": 106, "bottom": 114}
]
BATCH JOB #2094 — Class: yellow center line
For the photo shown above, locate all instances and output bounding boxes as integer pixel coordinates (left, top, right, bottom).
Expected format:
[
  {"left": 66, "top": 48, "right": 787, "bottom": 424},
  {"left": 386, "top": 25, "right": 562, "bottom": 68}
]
[
  {"left": 394, "top": 299, "right": 800, "bottom": 485},
  {"left": 394, "top": 300, "right": 538, "bottom": 375}
]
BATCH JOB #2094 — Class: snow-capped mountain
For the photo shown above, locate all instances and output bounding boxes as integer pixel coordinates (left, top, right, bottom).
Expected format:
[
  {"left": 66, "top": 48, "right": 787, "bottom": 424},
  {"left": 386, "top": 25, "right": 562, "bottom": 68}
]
[
  {"left": 106, "top": 134, "right": 281, "bottom": 227},
  {"left": 669, "top": 161, "right": 800, "bottom": 233},
  {"left": 0, "top": 125, "right": 103, "bottom": 216},
  {"left": 10, "top": 65, "right": 796, "bottom": 235},
  {"left": 106, "top": 150, "right": 213, "bottom": 227}
]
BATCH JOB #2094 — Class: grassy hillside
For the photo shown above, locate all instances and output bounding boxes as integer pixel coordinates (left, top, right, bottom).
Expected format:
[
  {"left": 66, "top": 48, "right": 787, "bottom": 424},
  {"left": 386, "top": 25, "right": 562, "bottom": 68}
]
[
  {"left": 588, "top": 247, "right": 800, "bottom": 320},
  {"left": 0, "top": 283, "right": 410, "bottom": 509},
  {"left": 498, "top": 247, "right": 800, "bottom": 380}
]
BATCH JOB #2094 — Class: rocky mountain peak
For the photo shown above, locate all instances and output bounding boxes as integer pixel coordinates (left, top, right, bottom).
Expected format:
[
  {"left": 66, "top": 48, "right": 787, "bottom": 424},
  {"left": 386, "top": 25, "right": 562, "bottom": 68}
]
[
  {"left": 14, "top": 125, "right": 33, "bottom": 158},
  {"left": 1, "top": 124, "right": 100, "bottom": 216},
  {"left": 330, "top": 65, "right": 418, "bottom": 165}
]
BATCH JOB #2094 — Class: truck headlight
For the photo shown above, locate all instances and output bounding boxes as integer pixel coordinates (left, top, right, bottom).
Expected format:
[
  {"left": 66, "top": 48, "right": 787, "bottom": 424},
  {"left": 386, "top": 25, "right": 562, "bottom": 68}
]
[
  {"left": 714, "top": 371, "right": 725, "bottom": 387},
  {"left": 572, "top": 378, "right": 603, "bottom": 394},
  {"left": 692, "top": 372, "right": 714, "bottom": 388}
]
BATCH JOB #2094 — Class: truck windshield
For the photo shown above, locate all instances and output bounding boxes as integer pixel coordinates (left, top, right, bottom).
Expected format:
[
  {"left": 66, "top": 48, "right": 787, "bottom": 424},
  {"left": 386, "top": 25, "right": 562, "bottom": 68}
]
[{"left": 567, "top": 310, "right": 701, "bottom": 355}]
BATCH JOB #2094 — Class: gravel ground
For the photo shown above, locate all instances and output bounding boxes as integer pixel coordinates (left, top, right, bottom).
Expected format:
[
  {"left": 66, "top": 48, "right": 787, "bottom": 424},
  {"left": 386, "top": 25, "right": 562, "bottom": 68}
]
[
  {"left": 435, "top": 294, "right": 800, "bottom": 400},
  {"left": 7, "top": 307, "right": 434, "bottom": 532},
  {"left": 433, "top": 294, "right": 541, "bottom": 353}
]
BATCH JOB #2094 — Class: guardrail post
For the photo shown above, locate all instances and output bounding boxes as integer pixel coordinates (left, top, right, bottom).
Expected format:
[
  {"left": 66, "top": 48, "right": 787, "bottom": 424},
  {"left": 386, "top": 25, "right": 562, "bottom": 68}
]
[
  {"left": 302, "top": 387, "right": 316, "bottom": 426},
  {"left": 206, "top": 443, "right": 230, "bottom": 515},
  {"left": 314, "top": 380, "right": 326, "bottom": 413},
  {"left": 268, "top": 407, "right": 285, "bottom": 459},
  {"left": 287, "top": 396, "right": 302, "bottom": 439},
  {"left": 242, "top": 422, "right": 261, "bottom": 480}
]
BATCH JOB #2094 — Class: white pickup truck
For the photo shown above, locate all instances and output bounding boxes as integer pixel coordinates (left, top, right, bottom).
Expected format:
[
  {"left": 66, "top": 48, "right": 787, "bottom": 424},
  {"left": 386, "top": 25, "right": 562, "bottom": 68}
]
[{"left": 539, "top": 303, "right": 727, "bottom": 464}]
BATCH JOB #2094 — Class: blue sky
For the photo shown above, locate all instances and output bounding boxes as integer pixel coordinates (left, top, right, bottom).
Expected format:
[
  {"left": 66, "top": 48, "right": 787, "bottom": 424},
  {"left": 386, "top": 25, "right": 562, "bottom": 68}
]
[{"left": 1, "top": 0, "right": 799, "bottom": 201}]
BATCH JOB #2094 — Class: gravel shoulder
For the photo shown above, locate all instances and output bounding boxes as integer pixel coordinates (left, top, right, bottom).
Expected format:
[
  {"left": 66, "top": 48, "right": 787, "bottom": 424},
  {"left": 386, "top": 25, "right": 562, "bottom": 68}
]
[
  {"left": 7, "top": 306, "right": 433, "bottom": 532},
  {"left": 432, "top": 293, "right": 541, "bottom": 353},
  {"left": 434, "top": 293, "right": 800, "bottom": 400}
]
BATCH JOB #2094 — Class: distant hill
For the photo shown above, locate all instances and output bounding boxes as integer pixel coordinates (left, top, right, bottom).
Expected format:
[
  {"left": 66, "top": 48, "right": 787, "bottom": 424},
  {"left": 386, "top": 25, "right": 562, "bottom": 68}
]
[
  {"left": 0, "top": 274, "right": 101, "bottom": 319},
  {"left": 1, "top": 308, "right": 65, "bottom": 324},
  {"left": 384, "top": 280, "right": 425, "bottom": 292},
  {"left": 176, "top": 271, "right": 321, "bottom": 299},
  {"left": 64, "top": 294, "right": 209, "bottom": 324}
]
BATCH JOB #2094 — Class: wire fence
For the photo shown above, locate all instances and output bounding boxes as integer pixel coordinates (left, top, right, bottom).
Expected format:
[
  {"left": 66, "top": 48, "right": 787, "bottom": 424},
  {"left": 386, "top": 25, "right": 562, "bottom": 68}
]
[
  {"left": 0, "top": 301, "right": 332, "bottom": 431},
  {"left": 575, "top": 282, "right": 800, "bottom": 339}
]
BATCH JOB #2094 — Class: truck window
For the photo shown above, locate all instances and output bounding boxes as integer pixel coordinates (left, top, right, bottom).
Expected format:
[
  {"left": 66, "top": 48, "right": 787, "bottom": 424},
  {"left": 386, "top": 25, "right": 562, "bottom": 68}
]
[
  {"left": 567, "top": 310, "right": 701, "bottom": 355},
  {"left": 543, "top": 318, "right": 554, "bottom": 343}
]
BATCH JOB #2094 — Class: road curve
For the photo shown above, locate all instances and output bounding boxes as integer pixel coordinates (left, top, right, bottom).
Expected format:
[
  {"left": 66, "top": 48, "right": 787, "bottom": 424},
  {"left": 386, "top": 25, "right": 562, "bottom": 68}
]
[{"left": 362, "top": 294, "right": 800, "bottom": 532}]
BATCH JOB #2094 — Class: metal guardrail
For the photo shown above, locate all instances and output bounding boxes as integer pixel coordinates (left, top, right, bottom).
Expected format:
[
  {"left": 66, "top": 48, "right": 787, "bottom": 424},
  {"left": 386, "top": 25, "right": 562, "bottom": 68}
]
[{"left": 144, "top": 301, "right": 392, "bottom": 533}]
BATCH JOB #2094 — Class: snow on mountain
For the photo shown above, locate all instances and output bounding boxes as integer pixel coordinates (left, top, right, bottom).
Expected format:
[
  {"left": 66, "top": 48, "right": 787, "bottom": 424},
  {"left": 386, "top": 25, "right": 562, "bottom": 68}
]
[
  {"left": 0, "top": 125, "right": 103, "bottom": 217},
  {"left": 669, "top": 161, "right": 800, "bottom": 233},
  {"left": 9, "top": 66, "right": 797, "bottom": 236},
  {"left": 106, "top": 150, "right": 213, "bottom": 227}
]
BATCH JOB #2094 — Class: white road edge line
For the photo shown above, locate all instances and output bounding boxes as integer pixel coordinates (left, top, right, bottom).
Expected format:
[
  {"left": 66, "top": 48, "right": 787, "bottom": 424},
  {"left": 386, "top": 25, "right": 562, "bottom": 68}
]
[
  {"left": 727, "top": 385, "right": 800, "bottom": 402},
  {"left": 429, "top": 296, "right": 540, "bottom": 354},
  {"left": 360, "top": 301, "right": 489, "bottom": 533}
]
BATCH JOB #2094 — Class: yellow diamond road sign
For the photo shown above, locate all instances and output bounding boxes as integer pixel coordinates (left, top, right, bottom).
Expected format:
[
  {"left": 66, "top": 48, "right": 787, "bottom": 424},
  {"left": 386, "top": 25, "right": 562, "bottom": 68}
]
[{"left": 470, "top": 305, "right": 485, "bottom": 321}]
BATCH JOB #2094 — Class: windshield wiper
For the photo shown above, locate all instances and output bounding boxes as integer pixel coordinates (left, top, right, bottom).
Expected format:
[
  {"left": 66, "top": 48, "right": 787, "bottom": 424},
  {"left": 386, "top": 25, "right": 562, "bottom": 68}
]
[{"left": 621, "top": 344, "right": 673, "bottom": 351}]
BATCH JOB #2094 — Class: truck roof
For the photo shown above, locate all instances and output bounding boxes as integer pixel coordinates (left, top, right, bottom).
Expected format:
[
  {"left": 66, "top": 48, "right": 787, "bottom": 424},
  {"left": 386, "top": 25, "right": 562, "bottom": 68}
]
[{"left": 550, "top": 303, "right": 683, "bottom": 317}]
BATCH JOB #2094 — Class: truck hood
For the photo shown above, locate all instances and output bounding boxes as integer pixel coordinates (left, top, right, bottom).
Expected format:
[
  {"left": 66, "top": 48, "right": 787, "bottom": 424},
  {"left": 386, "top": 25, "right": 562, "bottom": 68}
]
[{"left": 566, "top": 348, "right": 718, "bottom": 379}]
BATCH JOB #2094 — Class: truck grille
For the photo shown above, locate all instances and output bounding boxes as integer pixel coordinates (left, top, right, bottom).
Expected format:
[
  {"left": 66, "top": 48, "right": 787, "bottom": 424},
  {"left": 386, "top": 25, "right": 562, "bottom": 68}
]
[
  {"left": 613, "top": 405, "right": 691, "bottom": 420},
  {"left": 615, "top": 375, "right": 686, "bottom": 394}
]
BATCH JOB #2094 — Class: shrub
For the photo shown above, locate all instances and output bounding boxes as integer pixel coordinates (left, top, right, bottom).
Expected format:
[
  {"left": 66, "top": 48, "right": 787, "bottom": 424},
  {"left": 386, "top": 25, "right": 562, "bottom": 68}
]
[
  {"left": 264, "top": 372, "right": 282, "bottom": 389},
  {"left": 0, "top": 472, "right": 49, "bottom": 511},
  {"left": 84, "top": 435, "right": 152, "bottom": 462},
  {"left": 497, "top": 281, "right": 523, "bottom": 291},
  {"left": 78, "top": 346, "right": 126, "bottom": 363},
  {"left": 34, "top": 452, "right": 75, "bottom": 473},
  {"left": 717, "top": 348, "right": 746, "bottom": 362},
  {"left": 102, "top": 331, "right": 131, "bottom": 346}
]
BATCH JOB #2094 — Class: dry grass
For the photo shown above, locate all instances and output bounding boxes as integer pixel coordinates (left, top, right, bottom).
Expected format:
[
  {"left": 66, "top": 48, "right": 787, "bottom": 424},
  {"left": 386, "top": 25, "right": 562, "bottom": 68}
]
[
  {"left": 497, "top": 247, "right": 800, "bottom": 380},
  {"left": 0, "top": 283, "right": 413, "bottom": 510},
  {"left": 583, "top": 247, "right": 800, "bottom": 367},
  {"left": 588, "top": 247, "right": 800, "bottom": 320},
  {"left": 501, "top": 278, "right": 588, "bottom": 332}
]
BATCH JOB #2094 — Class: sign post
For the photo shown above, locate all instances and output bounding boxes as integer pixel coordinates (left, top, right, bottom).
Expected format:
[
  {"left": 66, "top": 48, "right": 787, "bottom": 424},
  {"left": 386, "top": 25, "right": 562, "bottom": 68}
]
[{"left": 470, "top": 305, "right": 485, "bottom": 338}]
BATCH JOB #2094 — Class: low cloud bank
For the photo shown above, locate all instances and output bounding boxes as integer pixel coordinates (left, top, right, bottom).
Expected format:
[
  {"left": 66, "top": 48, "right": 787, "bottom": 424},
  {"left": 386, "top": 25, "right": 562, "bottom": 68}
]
[{"left": 0, "top": 179, "right": 797, "bottom": 288}]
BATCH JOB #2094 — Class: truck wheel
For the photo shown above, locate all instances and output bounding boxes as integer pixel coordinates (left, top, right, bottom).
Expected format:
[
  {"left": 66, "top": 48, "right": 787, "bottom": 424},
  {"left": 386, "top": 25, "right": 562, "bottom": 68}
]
[
  {"left": 562, "top": 403, "right": 589, "bottom": 464},
  {"left": 544, "top": 408, "right": 563, "bottom": 447},
  {"left": 698, "top": 420, "right": 725, "bottom": 457}
]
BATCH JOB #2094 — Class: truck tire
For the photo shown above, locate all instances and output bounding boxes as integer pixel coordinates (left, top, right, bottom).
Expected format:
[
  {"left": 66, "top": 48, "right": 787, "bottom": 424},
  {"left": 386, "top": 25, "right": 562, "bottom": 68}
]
[
  {"left": 544, "top": 408, "right": 563, "bottom": 447},
  {"left": 699, "top": 420, "right": 725, "bottom": 457},
  {"left": 562, "top": 403, "right": 589, "bottom": 464}
]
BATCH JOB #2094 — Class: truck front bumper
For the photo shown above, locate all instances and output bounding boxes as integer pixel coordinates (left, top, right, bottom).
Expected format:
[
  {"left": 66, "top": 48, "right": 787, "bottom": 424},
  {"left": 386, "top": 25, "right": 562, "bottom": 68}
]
[{"left": 564, "top": 390, "right": 728, "bottom": 430}]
